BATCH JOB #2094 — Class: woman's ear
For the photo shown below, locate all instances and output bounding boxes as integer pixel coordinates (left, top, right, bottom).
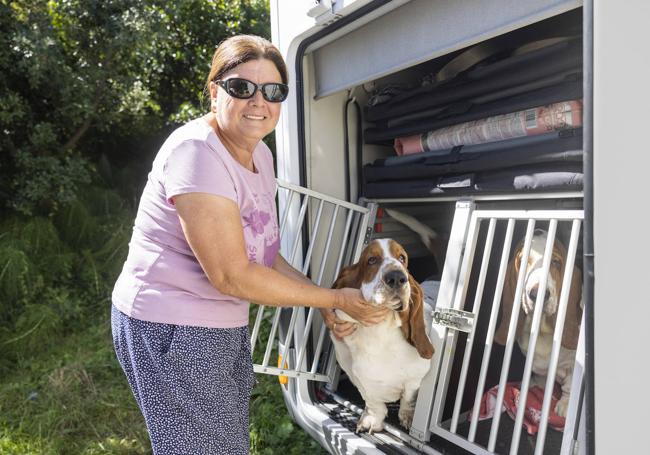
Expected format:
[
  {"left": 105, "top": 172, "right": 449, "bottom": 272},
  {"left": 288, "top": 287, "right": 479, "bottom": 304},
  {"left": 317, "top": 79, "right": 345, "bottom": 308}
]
[
  {"left": 209, "top": 80, "right": 218, "bottom": 99},
  {"left": 332, "top": 263, "right": 361, "bottom": 290},
  {"left": 399, "top": 275, "right": 434, "bottom": 359}
]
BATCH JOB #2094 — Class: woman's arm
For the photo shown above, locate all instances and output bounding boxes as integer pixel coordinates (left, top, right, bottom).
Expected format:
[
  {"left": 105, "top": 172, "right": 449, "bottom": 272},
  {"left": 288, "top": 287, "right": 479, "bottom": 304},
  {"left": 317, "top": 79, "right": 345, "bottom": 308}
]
[
  {"left": 272, "top": 255, "right": 357, "bottom": 339},
  {"left": 271, "top": 254, "right": 313, "bottom": 285},
  {"left": 173, "top": 192, "right": 388, "bottom": 325}
]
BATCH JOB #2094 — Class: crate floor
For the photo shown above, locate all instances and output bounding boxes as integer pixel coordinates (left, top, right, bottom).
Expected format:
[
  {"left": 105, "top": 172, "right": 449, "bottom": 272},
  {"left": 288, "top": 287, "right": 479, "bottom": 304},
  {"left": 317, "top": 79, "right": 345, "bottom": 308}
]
[{"left": 329, "top": 378, "right": 564, "bottom": 455}]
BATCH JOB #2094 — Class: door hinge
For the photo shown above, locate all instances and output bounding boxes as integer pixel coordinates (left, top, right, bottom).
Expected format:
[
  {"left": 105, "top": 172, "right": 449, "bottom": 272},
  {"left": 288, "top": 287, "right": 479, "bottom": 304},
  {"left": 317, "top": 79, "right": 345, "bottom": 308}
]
[
  {"left": 433, "top": 308, "right": 474, "bottom": 333},
  {"left": 363, "top": 226, "right": 373, "bottom": 244}
]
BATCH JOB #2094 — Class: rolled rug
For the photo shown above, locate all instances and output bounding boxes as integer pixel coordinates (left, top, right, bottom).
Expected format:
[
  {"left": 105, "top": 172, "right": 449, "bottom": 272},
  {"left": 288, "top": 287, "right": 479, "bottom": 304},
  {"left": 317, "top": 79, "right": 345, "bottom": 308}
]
[{"left": 394, "top": 99, "right": 583, "bottom": 155}]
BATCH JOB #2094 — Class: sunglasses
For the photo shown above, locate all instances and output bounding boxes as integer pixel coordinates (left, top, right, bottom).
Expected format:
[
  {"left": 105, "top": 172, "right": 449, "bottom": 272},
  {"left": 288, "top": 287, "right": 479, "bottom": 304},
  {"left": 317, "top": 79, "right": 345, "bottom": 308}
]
[{"left": 215, "top": 78, "right": 289, "bottom": 103}]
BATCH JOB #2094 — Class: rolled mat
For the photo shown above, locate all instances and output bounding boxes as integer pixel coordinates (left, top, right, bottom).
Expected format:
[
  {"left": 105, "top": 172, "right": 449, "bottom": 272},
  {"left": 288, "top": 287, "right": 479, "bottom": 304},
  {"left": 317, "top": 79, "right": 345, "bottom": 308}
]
[{"left": 394, "top": 100, "right": 582, "bottom": 156}]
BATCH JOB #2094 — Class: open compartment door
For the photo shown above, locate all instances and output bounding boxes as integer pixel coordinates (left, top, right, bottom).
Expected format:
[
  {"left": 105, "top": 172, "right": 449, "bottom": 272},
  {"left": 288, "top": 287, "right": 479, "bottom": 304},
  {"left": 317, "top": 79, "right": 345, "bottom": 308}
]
[{"left": 250, "top": 180, "right": 376, "bottom": 383}]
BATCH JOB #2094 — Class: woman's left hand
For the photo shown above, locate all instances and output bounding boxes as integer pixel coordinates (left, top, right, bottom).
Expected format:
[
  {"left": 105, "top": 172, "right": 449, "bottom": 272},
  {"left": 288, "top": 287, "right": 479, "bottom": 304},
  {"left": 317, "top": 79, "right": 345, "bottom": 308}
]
[{"left": 319, "top": 308, "right": 357, "bottom": 341}]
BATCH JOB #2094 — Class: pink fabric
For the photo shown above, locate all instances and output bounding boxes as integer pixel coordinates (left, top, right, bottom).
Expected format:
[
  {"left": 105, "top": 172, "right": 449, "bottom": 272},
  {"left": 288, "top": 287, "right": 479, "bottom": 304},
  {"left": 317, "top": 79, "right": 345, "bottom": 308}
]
[
  {"left": 394, "top": 100, "right": 583, "bottom": 156},
  {"left": 112, "top": 118, "right": 280, "bottom": 328},
  {"left": 470, "top": 382, "right": 565, "bottom": 435}
]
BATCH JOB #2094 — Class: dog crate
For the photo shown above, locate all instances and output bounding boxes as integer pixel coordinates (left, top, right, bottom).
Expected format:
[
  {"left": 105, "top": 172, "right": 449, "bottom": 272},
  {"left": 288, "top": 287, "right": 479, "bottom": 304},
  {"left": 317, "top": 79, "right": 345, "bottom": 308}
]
[
  {"left": 251, "top": 181, "right": 586, "bottom": 455},
  {"left": 411, "top": 201, "right": 585, "bottom": 455}
]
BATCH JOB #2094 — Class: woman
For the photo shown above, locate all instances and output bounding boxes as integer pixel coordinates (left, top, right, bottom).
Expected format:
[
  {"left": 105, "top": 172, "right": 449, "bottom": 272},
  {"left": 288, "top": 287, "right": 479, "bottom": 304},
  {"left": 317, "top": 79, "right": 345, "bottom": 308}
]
[{"left": 111, "top": 35, "right": 387, "bottom": 454}]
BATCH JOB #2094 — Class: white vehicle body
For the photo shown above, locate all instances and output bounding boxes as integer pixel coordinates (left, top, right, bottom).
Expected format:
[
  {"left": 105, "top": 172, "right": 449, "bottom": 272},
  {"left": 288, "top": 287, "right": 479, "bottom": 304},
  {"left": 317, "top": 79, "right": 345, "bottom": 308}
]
[{"left": 253, "top": 1, "right": 649, "bottom": 454}]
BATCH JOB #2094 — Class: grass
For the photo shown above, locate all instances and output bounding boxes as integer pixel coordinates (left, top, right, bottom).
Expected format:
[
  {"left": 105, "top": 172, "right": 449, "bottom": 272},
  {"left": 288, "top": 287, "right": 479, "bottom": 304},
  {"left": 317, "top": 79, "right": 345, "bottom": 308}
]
[{"left": 0, "top": 307, "right": 328, "bottom": 454}]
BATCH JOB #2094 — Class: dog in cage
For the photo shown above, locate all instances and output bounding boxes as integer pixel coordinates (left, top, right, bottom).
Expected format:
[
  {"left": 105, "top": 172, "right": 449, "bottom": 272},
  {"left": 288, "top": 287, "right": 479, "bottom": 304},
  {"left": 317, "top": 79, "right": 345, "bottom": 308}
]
[
  {"left": 330, "top": 238, "right": 434, "bottom": 434},
  {"left": 494, "top": 228, "right": 583, "bottom": 417}
]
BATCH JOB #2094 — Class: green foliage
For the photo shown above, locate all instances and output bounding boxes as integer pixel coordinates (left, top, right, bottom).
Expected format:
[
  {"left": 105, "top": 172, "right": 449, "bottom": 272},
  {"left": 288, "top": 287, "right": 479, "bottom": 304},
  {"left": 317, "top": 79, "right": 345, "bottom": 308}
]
[
  {"left": 9, "top": 150, "right": 93, "bottom": 216},
  {"left": 1, "top": 0, "right": 271, "bottom": 216},
  {"left": 0, "top": 318, "right": 150, "bottom": 455},
  {"left": 250, "top": 374, "right": 327, "bottom": 455},
  {"left": 53, "top": 198, "right": 101, "bottom": 249},
  {"left": 0, "top": 242, "right": 34, "bottom": 304},
  {"left": 0, "top": 2, "right": 320, "bottom": 454}
]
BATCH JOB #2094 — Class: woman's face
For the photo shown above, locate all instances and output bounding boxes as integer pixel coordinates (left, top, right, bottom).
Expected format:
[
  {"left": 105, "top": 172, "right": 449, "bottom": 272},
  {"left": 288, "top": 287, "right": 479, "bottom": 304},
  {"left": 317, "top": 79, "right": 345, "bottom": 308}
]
[{"left": 211, "top": 58, "right": 283, "bottom": 146}]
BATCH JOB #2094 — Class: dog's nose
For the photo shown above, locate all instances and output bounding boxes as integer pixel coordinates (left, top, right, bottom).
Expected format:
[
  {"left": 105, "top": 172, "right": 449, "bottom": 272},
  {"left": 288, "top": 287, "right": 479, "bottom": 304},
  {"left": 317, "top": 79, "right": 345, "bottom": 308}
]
[
  {"left": 383, "top": 270, "right": 407, "bottom": 289},
  {"left": 528, "top": 286, "right": 551, "bottom": 303}
]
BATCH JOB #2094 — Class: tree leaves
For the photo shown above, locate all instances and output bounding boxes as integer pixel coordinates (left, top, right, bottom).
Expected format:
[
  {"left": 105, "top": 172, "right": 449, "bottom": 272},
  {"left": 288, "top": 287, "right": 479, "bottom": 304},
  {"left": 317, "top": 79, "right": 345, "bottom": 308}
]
[{"left": 2, "top": 0, "right": 270, "bottom": 216}]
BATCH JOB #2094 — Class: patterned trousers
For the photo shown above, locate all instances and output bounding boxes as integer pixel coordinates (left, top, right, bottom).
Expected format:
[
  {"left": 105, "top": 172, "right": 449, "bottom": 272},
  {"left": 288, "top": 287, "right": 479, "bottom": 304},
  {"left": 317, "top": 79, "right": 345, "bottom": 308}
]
[{"left": 111, "top": 305, "right": 255, "bottom": 455}]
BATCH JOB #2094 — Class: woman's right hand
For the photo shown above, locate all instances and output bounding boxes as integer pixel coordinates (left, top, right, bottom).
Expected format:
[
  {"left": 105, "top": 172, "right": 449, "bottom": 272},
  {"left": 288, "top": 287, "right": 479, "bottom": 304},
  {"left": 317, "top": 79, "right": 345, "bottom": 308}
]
[{"left": 335, "top": 288, "right": 390, "bottom": 326}]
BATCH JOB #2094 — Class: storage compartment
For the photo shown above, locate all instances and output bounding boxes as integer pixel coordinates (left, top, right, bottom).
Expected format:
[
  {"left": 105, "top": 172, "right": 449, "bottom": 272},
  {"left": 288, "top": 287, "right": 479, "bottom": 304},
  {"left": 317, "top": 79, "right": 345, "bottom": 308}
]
[
  {"left": 302, "top": 6, "right": 586, "bottom": 455},
  {"left": 304, "top": 7, "right": 584, "bottom": 205}
]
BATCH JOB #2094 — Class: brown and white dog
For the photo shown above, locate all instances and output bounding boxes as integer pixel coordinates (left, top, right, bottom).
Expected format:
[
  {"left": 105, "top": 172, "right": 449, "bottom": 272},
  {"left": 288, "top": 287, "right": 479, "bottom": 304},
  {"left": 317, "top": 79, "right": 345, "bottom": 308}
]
[
  {"left": 494, "top": 229, "right": 583, "bottom": 416},
  {"left": 331, "top": 239, "right": 434, "bottom": 433}
]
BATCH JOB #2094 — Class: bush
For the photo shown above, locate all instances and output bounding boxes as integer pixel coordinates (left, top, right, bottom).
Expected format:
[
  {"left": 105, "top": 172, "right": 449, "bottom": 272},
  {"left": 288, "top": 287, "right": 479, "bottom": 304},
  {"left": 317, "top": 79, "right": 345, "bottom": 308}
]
[{"left": 0, "top": 1, "right": 323, "bottom": 453}]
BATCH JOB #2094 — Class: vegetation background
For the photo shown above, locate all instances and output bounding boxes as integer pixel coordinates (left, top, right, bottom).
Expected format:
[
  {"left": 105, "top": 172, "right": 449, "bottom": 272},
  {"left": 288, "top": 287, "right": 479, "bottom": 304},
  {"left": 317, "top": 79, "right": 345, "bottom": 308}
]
[{"left": 0, "top": 0, "right": 326, "bottom": 453}]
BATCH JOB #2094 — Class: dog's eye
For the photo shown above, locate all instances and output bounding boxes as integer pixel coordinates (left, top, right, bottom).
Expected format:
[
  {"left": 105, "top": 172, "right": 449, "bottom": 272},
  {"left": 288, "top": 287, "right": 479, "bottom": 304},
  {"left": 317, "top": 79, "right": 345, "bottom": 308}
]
[
  {"left": 398, "top": 254, "right": 406, "bottom": 263},
  {"left": 551, "top": 258, "right": 562, "bottom": 268},
  {"left": 368, "top": 256, "right": 378, "bottom": 265}
]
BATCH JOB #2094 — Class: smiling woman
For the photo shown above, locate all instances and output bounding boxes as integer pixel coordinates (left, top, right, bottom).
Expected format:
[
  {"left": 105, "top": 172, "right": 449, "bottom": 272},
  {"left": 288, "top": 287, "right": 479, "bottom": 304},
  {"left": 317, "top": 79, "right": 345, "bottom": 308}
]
[{"left": 109, "top": 34, "right": 388, "bottom": 455}]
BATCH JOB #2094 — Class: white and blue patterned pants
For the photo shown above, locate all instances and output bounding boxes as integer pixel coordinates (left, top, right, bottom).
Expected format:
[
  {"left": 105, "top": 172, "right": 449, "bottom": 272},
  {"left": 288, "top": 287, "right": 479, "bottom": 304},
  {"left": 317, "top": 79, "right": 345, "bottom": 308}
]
[{"left": 111, "top": 305, "right": 255, "bottom": 455}]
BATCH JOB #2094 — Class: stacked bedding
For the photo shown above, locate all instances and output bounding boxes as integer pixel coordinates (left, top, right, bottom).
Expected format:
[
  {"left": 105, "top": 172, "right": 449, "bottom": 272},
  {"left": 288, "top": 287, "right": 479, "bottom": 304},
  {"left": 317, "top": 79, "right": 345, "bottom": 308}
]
[{"left": 362, "top": 36, "right": 584, "bottom": 198}]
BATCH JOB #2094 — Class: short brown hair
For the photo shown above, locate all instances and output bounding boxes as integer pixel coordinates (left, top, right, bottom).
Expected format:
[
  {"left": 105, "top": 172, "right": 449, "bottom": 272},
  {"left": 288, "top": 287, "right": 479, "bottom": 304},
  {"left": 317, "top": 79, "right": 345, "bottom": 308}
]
[{"left": 205, "top": 35, "right": 288, "bottom": 100}]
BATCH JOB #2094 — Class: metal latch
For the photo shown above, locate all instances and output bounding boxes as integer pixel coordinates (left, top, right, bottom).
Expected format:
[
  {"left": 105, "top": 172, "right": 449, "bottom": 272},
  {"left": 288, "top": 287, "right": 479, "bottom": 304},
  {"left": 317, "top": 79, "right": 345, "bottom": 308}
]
[{"left": 433, "top": 308, "right": 474, "bottom": 333}]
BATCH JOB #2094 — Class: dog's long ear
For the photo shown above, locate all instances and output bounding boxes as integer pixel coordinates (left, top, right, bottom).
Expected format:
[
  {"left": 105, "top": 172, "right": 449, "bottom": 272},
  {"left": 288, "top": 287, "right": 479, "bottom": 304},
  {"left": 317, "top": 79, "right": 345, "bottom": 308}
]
[
  {"left": 332, "top": 263, "right": 362, "bottom": 290},
  {"left": 561, "top": 266, "right": 583, "bottom": 350},
  {"left": 494, "top": 251, "right": 525, "bottom": 345},
  {"left": 399, "top": 275, "right": 435, "bottom": 359}
]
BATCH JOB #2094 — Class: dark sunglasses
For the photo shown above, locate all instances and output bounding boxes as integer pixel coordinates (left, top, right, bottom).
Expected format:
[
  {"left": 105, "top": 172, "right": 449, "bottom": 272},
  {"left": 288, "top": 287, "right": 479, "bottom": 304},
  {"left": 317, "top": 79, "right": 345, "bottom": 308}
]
[{"left": 215, "top": 77, "right": 289, "bottom": 103}]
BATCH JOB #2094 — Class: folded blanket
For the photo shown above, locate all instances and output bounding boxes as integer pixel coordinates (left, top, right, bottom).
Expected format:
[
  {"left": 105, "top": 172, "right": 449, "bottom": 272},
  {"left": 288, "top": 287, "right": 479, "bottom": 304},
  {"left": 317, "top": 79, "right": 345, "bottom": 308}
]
[
  {"left": 394, "top": 100, "right": 583, "bottom": 156},
  {"left": 470, "top": 382, "right": 565, "bottom": 435},
  {"left": 362, "top": 162, "right": 584, "bottom": 198}
]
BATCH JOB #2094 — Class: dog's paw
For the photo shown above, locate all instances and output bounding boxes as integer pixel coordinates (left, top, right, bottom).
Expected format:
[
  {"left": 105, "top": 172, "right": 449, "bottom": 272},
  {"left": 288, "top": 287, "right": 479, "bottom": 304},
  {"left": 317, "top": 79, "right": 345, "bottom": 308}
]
[
  {"left": 398, "top": 407, "right": 414, "bottom": 429},
  {"left": 356, "top": 412, "right": 384, "bottom": 434},
  {"left": 555, "top": 396, "right": 570, "bottom": 417}
]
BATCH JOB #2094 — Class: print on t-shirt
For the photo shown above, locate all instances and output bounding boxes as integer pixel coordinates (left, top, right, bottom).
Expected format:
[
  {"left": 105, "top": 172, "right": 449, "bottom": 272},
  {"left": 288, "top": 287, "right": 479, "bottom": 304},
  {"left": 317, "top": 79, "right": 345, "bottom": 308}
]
[
  {"left": 242, "top": 192, "right": 279, "bottom": 267},
  {"left": 243, "top": 209, "right": 270, "bottom": 235}
]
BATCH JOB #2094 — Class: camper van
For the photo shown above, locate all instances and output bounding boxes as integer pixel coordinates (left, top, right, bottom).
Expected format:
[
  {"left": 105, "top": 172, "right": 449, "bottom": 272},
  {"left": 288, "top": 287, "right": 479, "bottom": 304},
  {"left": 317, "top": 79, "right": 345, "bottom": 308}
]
[{"left": 249, "top": 1, "right": 649, "bottom": 454}]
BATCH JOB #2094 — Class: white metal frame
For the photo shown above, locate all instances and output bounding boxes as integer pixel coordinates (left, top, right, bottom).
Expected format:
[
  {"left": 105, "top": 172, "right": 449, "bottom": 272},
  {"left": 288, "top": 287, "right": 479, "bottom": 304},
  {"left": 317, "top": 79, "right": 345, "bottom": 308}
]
[
  {"left": 422, "top": 203, "right": 585, "bottom": 455},
  {"left": 250, "top": 180, "right": 376, "bottom": 382}
]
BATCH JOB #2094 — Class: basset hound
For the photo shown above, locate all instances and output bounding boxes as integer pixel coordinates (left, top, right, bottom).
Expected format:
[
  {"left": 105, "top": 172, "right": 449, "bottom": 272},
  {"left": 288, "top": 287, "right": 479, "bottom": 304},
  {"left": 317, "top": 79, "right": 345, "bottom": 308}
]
[
  {"left": 331, "top": 239, "right": 434, "bottom": 434},
  {"left": 494, "top": 229, "right": 583, "bottom": 417}
]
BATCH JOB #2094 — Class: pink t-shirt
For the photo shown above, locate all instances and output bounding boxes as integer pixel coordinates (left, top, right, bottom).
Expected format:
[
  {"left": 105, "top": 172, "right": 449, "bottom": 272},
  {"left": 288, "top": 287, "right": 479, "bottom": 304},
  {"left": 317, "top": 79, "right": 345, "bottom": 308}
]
[{"left": 112, "top": 118, "right": 280, "bottom": 328}]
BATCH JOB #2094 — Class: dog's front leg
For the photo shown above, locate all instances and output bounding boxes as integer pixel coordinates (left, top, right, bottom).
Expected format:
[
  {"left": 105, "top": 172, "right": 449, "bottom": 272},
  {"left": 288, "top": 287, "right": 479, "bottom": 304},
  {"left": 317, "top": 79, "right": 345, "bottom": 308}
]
[
  {"left": 356, "top": 401, "right": 388, "bottom": 434},
  {"left": 398, "top": 382, "right": 420, "bottom": 429},
  {"left": 555, "top": 369, "right": 573, "bottom": 417}
]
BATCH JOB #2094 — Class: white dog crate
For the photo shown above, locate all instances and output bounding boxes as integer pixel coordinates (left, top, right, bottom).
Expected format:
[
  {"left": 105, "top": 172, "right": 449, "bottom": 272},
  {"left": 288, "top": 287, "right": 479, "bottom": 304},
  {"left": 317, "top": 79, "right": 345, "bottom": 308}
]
[
  {"left": 252, "top": 185, "right": 586, "bottom": 455},
  {"left": 412, "top": 201, "right": 585, "bottom": 455}
]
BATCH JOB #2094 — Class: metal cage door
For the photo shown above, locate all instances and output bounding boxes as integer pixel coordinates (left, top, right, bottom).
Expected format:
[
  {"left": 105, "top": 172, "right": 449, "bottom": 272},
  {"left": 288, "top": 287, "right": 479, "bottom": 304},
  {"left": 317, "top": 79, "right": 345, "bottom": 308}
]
[
  {"left": 250, "top": 180, "right": 376, "bottom": 383},
  {"left": 426, "top": 203, "right": 585, "bottom": 455}
]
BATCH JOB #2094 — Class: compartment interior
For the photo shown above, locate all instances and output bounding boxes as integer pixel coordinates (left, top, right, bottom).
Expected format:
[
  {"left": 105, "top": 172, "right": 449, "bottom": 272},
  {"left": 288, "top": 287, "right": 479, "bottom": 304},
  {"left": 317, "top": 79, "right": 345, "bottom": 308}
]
[{"left": 301, "top": 5, "right": 585, "bottom": 455}]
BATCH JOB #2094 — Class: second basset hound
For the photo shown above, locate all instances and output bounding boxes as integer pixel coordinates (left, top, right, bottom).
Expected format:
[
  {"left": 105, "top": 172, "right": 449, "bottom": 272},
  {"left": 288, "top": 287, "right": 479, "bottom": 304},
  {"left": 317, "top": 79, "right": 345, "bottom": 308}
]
[
  {"left": 494, "top": 229, "right": 583, "bottom": 417},
  {"left": 331, "top": 239, "right": 434, "bottom": 433}
]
